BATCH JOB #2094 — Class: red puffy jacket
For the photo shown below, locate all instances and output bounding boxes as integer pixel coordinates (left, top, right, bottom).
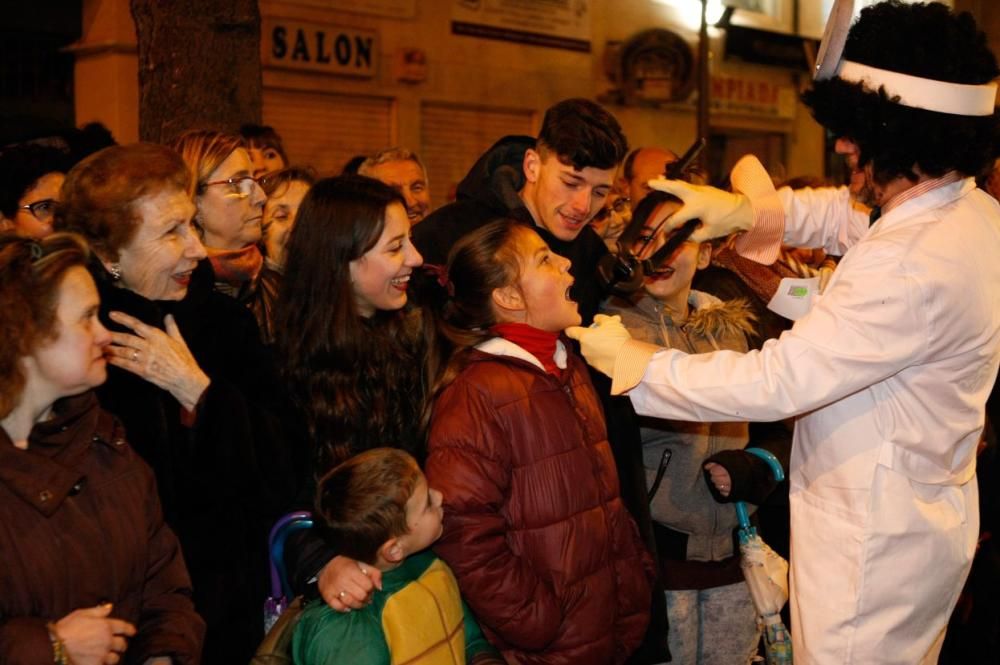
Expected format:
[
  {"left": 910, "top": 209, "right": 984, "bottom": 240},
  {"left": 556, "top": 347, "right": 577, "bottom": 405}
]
[{"left": 426, "top": 343, "right": 654, "bottom": 664}]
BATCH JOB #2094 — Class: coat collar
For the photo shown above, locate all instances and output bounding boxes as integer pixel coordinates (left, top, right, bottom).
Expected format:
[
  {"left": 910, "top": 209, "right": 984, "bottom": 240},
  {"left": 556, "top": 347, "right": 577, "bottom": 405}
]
[
  {"left": 474, "top": 335, "right": 569, "bottom": 372},
  {"left": 0, "top": 392, "right": 123, "bottom": 516},
  {"left": 870, "top": 177, "right": 976, "bottom": 235}
]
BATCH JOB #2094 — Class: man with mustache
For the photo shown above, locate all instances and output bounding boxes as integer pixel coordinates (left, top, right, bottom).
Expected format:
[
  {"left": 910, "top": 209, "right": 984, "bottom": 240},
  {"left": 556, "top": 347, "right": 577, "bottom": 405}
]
[{"left": 360, "top": 147, "right": 433, "bottom": 224}]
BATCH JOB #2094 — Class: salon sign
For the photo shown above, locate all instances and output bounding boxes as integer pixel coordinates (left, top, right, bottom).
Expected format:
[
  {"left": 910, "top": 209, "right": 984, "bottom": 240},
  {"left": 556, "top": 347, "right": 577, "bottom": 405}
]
[{"left": 262, "top": 18, "right": 378, "bottom": 78}]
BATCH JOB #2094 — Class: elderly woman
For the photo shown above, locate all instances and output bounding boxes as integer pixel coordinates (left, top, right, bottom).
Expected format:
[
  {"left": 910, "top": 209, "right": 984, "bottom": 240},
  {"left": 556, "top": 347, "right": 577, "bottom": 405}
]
[
  {"left": 256, "top": 166, "right": 316, "bottom": 343},
  {"left": 54, "top": 143, "right": 298, "bottom": 663},
  {"left": 169, "top": 130, "right": 277, "bottom": 339},
  {"left": 0, "top": 233, "right": 204, "bottom": 665}
]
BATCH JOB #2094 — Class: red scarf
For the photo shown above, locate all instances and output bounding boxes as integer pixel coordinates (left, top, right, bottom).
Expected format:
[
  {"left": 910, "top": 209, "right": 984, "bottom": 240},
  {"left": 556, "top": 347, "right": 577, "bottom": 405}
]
[
  {"left": 490, "top": 322, "right": 561, "bottom": 375},
  {"left": 206, "top": 245, "right": 264, "bottom": 288}
]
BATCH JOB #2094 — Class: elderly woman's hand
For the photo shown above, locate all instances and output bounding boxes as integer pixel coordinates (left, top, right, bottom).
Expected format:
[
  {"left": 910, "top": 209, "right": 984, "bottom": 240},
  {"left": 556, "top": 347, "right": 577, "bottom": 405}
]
[
  {"left": 53, "top": 603, "right": 136, "bottom": 665},
  {"left": 106, "top": 312, "right": 210, "bottom": 412}
]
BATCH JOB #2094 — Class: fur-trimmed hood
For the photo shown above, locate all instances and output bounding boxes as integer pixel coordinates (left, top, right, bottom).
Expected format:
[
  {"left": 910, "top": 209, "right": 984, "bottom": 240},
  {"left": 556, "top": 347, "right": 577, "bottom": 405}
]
[
  {"left": 684, "top": 292, "right": 757, "bottom": 341},
  {"left": 603, "top": 289, "right": 757, "bottom": 353}
]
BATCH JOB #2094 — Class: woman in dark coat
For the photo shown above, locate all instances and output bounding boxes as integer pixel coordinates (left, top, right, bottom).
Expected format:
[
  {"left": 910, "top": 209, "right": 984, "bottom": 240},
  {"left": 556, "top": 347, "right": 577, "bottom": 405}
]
[
  {"left": 55, "top": 144, "right": 298, "bottom": 663},
  {"left": 0, "top": 233, "right": 204, "bottom": 665}
]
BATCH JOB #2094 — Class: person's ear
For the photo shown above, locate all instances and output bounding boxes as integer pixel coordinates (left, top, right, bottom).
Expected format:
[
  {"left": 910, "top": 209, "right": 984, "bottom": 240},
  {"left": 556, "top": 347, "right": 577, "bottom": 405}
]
[
  {"left": 379, "top": 537, "right": 405, "bottom": 564},
  {"left": 695, "top": 242, "right": 712, "bottom": 270},
  {"left": 0, "top": 215, "right": 12, "bottom": 232},
  {"left": 523, "top": 148, "right": 541, "bottom": 184},
  {"left": 492, "top": 284, "right": 525, "bottom": 315}
]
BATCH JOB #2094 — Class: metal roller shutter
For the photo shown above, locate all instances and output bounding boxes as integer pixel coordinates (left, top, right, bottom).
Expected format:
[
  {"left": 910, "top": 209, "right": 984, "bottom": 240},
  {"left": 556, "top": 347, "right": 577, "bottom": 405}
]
[
  {"left": 421, "top": 103, "right": 535, "bottom": 209},
  {"left": 263, "top": 88, "right": 394, "bottom": 177}
]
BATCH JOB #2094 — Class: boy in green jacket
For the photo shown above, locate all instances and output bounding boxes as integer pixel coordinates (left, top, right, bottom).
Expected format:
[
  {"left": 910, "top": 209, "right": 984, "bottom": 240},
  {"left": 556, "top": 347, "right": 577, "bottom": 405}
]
[{"left": 292, "top": 448, "right": 502, "bottom": 665}]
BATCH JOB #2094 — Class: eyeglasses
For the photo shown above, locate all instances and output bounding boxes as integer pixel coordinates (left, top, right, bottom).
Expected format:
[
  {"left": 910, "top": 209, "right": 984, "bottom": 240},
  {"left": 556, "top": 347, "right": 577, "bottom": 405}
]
[
  {"left": 201, "top": 175, "right": 262, "bottom": 198},
  {"left": 18, "top": 199, "right": 58, "bottom": 222},
  {"left": 594, "top": 196, "right": 630, "bottom": 222}
]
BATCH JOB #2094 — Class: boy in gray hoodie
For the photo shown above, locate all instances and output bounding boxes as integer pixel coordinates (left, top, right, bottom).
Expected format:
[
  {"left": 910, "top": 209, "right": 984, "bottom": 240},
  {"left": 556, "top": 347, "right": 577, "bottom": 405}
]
[{"left": 601, "top": 194, "right": 762, "bottom": 665}]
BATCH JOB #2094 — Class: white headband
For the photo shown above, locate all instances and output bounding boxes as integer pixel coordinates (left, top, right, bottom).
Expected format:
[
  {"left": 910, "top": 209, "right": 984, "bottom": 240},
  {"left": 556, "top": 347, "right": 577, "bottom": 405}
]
[
  {"left": 814, "top": 0, "right": 997, "bottom": 117},
  {"left": 837, "top": 60, "right": 997, "bottom": 116}
]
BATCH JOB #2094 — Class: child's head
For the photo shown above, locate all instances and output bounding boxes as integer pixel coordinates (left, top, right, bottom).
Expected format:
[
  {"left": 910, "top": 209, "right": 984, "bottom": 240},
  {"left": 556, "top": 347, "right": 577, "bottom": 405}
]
[
  {"left": 630, "top": 193, "right": 710, "bottom": 306},
  {"left": 315, "top": 448, "right": 443, "bottom": 567},
  {"left": 445, "top": 220, "right": 581, "bottom": 334}
]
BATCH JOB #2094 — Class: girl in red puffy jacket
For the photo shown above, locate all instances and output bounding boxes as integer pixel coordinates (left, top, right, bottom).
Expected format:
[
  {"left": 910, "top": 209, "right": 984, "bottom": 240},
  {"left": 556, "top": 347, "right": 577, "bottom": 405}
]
[{"left": 425, "top": 219, "right": 655, "bottom": 665}]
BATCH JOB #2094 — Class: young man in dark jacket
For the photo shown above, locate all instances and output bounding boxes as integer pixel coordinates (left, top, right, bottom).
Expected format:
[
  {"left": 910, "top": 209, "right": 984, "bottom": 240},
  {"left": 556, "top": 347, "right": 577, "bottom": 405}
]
[{"left": 413, "top": 98, "right": 625, "bottom": 325}]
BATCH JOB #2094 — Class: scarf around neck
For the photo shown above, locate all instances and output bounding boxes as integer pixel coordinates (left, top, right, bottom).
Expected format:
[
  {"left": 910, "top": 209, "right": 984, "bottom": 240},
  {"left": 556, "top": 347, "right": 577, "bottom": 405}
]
[
  {"left": 489, "top": 322, "right": 561, "bottom": 374},
  {"left": 206, "top": 244, "right": 264, "bottom": 288}
]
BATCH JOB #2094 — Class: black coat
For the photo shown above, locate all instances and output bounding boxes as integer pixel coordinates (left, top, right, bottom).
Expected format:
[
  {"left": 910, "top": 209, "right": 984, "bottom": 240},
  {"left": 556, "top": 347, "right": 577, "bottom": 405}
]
[
  {"left": 93, "top": 259, "right": 301, "bottom": 664},
  {"left": 412, "top": 135, "right": 610, "bottom": 325}
]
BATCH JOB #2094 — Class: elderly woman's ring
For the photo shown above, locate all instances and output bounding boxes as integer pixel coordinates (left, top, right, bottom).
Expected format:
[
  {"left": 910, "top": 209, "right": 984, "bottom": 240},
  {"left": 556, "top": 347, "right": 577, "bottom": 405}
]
[
  {"left": 131, "top": 350, "right": 138, "bottom": 362},
  {"left": 338, "top": 590, "right": 347, "bottom": 600}
]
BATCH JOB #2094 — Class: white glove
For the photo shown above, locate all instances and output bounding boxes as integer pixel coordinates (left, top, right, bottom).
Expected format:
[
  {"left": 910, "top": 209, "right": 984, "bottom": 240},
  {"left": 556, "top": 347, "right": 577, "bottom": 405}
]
[
  {"left": 647, "top": 178, "right": 753, "bottom": 243},
  {"left": 565, "top": 314, "right": 633, "bottom": 378}
]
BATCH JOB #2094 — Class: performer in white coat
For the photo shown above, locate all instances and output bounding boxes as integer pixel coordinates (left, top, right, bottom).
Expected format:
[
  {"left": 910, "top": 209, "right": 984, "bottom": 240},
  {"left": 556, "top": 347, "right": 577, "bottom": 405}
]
[{"left": 569, "top": 2, "right": 1000, "bottom": 663}]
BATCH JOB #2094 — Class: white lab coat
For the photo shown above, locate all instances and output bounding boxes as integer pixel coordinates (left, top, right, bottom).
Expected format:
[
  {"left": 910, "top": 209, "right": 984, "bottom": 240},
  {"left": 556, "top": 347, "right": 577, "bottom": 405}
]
[{"left": 626, "top": 179, "right": 1000, "bottom": 663}]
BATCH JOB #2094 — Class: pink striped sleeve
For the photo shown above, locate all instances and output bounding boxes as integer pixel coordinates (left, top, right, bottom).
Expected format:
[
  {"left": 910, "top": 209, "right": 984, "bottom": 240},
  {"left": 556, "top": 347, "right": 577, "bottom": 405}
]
[
  {"left": 730, "top": 155, "right": 784, "bottom": 265},
  {"left": 611, "top": 340, "right": 662, "bottom": 396}
]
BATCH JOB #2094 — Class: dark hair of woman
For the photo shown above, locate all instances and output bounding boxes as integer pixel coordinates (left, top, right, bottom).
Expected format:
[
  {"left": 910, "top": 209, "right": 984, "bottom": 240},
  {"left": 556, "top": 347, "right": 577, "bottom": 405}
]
[
  {"left": 0, "top": 233, "right": 88, "bottom": 417},
  {"left": 274, "top": 175, "right": 428, "bottom": 473},
  {"left": 801, "top": 0, "right": 1000, "bottom": 185},
  {"left": 260, "top": 165, "right": 317, "bottom": 198}
]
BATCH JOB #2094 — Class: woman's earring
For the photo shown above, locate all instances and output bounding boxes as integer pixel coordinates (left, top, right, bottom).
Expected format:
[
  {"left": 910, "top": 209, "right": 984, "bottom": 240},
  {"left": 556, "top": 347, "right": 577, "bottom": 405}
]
[{"left": 109, "top": 263, "right": 122, "bottom": 281}]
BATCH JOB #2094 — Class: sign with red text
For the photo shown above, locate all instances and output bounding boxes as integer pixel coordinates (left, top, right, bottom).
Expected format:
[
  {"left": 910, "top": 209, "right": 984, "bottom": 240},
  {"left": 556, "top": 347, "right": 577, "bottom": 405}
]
[{"left": 710, "top": 75, "right": 797, "bottom": 119}]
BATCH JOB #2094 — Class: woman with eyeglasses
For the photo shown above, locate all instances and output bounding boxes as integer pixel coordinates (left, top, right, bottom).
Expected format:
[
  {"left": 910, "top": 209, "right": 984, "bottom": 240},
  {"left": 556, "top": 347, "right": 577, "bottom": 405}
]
[
  {"left": 55, "top": 143, "right": 299, "bottom": 663},
  {"left": 0, "top": 143, "right": 71, "bottom": 239},
  {"left": 170, "top": 130, "right": 277, "bottom": 338}
]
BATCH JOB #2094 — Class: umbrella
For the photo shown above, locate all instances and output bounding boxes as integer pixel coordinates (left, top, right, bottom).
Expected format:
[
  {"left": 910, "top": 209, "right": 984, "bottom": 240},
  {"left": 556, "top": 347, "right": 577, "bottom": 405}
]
[
  {"left": 263, "top": 511, "right": 313, "bottom": 633},
  {"left": 734, "top": 448, "right": 793, "bottom": 665}
]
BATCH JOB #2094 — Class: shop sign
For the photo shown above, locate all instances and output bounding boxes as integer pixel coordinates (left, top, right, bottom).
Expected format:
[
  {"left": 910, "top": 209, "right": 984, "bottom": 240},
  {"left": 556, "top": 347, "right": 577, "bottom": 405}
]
[
  {"left": 709, "top": 75, "right": 797, "bottom": 119},
  {"left": 262, "top": 18, "right": 378, "bottom": 78},
  {"left": 451, "top": 0, "right": 591, "bottom": 53}
]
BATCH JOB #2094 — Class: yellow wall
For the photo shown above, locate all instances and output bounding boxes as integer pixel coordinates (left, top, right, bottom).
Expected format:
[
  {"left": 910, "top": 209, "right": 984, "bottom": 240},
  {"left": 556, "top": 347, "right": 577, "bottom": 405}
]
[
  {"left": 74, "top": 0, "right": 830, "bottom": 180},
  {"left": 72, "top": 0, "right": 139, "bottom": 143}
]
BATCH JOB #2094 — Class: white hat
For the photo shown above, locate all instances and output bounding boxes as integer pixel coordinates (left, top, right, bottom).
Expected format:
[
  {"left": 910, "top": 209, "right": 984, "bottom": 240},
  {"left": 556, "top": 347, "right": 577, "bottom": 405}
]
[{"left": 814, "top": 0, "right": 997, "bottom": 117}]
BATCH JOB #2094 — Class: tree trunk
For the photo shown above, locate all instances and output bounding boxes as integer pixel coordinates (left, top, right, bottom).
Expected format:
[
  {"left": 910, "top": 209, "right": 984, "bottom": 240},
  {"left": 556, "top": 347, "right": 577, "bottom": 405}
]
[{"left": 131, "top": 0, "right": 261, "bottom": 143}]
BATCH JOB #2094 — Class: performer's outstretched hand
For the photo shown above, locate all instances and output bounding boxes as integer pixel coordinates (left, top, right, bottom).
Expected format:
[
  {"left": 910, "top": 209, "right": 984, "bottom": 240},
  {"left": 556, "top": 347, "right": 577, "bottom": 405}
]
[
  {"left": 647, "top": 179, "right": 753, "bottom": 242},
  {"left": 566, "top": 314, "right": 633, "bottom": 378}
]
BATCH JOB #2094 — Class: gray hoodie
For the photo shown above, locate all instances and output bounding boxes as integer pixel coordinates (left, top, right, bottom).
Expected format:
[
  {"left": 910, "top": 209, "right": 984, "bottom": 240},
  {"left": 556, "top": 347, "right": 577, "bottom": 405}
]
[{"left": 602, "top": 290, "right": 757, "bottom": 562}]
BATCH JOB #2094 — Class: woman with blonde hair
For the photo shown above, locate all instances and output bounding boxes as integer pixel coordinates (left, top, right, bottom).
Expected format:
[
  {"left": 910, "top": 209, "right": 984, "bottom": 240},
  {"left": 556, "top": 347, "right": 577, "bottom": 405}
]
[{"left": 170, "top": 129, "right": 274, "bottom": 335}]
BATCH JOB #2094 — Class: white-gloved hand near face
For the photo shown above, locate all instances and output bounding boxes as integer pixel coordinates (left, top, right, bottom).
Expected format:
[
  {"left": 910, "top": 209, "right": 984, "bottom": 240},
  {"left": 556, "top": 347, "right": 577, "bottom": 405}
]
[
  {"left": 647, "top": 178, "right": 753, "bottom": 243},
  {"left": 565, "top": 314, "right": 632, "bottom": 378},
  {"left": 567, "top": 315, "right": 664, "bottom": 395}
]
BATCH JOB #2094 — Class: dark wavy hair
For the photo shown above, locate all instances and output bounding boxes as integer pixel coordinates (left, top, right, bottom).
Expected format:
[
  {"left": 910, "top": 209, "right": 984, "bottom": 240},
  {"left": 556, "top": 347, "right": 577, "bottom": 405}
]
[
  {"left": 0, "top": 144, "right": 71, "bottom": 219},
  {"left": 802, "top": 1, "right": 1000, "bottom": 185},
  {"left": 273, "top": 175, "right": 429, "bottom": 473},
  {"left": 0, "top": 233, "right": 90, "bottom": 418},
  {"left": 538, "top": 98, "right": 629, "bottom": 171}
]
